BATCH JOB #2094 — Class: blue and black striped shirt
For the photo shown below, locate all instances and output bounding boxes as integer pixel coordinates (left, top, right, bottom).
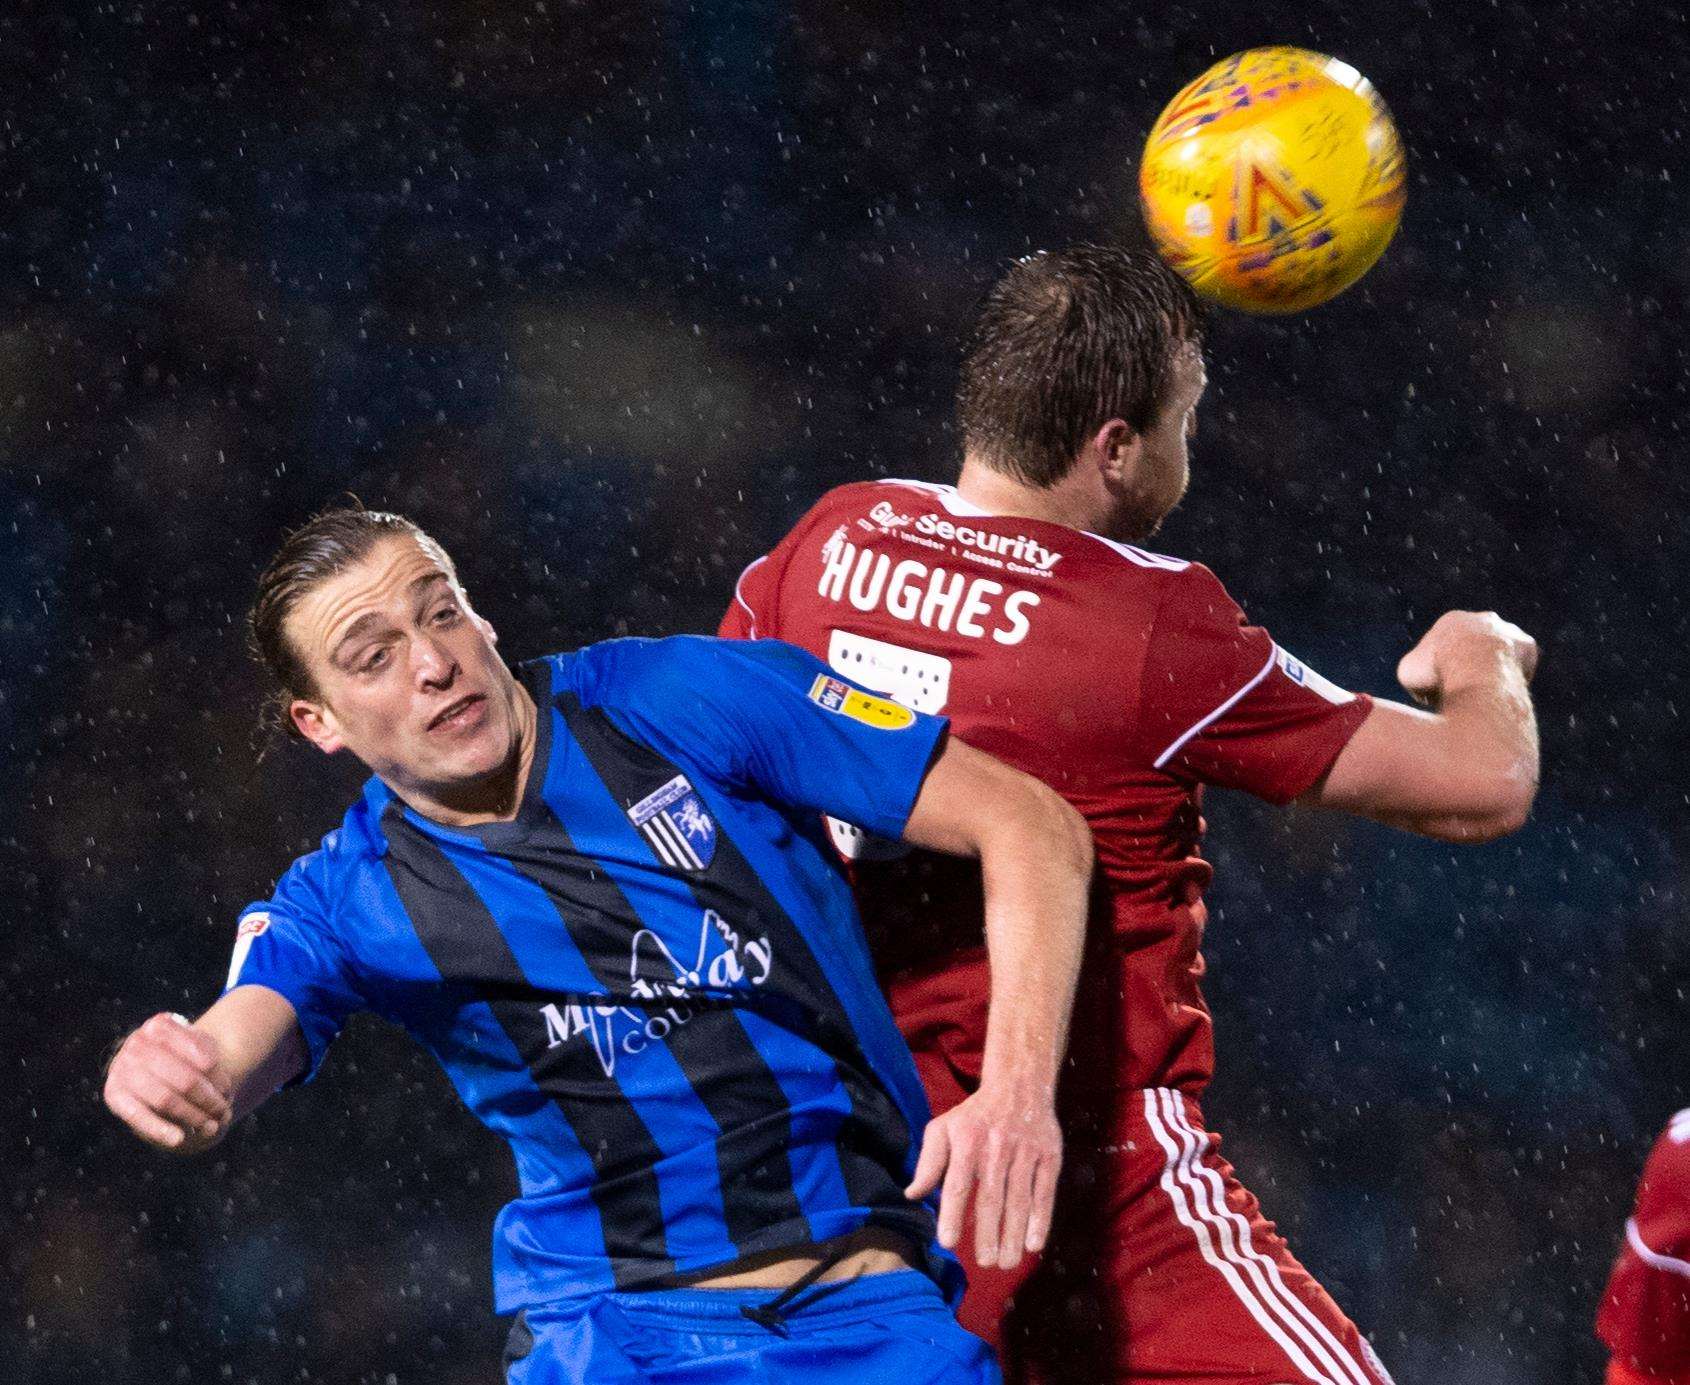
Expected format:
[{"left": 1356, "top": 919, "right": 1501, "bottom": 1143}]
[{"left": 225, "top": 635, "right": 953, "bottom": 1311}]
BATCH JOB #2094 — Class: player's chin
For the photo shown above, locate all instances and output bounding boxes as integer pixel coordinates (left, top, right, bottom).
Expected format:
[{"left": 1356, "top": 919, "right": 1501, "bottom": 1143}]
[
  {"left": 1118, "top": 504, "right": 1173, "bottom": 543},
  {"left": 1143, "top": 490, "right": 1186, "bottom": 538},
  {"left": 431, "top": 725, "right": 512, "bottom": 783}
]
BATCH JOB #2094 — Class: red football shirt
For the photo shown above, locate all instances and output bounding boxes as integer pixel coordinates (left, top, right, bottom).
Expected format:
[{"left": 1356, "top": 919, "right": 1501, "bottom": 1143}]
[
  {"left": 1600, "top": 1109, "right": 1690, "bottom": 1385},
  {"left": 720, "top": 478, "right": 1373, "bottom": 1095}
]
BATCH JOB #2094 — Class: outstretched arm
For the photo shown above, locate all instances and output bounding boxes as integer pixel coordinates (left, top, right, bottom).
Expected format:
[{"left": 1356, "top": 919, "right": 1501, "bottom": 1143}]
[
  {"left": 103, "top": 985, "right": 306, "bottom": 1155},
  {"left": 1301, "top": 610, "right": 1540, "bottom": 841},
  {"left": 896, "top": 736, "right": 1093, "bottom": 1270}
]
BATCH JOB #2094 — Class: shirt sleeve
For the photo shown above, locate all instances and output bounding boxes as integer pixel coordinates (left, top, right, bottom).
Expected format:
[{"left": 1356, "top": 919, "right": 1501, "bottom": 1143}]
[
  {"left": 223, "top": 847, "right": 365, "bottom": 1084},
  {"left": 603, "top": 635, "right": 950, "bottom": 842},
  {"left": 1598, "top": 1115, "right": 1690, "bottom": 1381},
  {"left": 1136, "top": 564, "right": 1373, "bottom": 804}
]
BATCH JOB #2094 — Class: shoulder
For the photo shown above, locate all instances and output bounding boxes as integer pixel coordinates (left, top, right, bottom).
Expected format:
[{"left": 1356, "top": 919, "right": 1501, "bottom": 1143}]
[
  {"left": 1071, "top": 549, "right": 1247, "bottom": 640},
  {"left": 1624, "top": 1107, "right": 1690, "bottom": 1265},
  {"left": 790, "top": 477, "right": 970, "bottom": 528},
  {"left": 1153, "top": 558, "right": 1246, "bottom": 619},
  {"left": 1639, "top": 1108, "right": 1690, "bottom": 1193},
  {"left": 1031, "top": 527, "right": 1223, "bottom": 612},
  {"left": 1073, "top": 530, "right": 1196, "bottom": 576},
  {"left": 257, "top": 807, "right": 381, "bottom": 930},
  {"left": 772, "top": 478, "right": 933, "bottom": 538},
  {"left": 573, "top": 635, "right": 821, "bottom": 707},
  {"left": 833, "top": 477, "right": 940, "bottom": 507}
]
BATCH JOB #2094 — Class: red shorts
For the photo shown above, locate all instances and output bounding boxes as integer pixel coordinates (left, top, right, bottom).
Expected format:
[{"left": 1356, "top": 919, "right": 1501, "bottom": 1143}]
[{"left": 916, "top": 1048, "right": 1395, "bottom": 1385}]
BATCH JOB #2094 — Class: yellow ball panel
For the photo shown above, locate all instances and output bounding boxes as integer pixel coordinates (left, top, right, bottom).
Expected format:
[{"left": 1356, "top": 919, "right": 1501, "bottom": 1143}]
[{"left": 1140, "top": 47, "right": 1406, "bottom": 313}]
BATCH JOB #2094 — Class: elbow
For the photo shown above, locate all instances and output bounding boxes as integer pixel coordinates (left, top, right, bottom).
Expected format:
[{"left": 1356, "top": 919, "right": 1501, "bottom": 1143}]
[
  {"left": 1481, "top": 758, "right": 1540, "bottom": 838},
  {"left": 1038, "top": 783, "right": 1095, "bottom": 879},
  {"left": 1489, "top": 790, "right": 1536, "bottom": 839},
  {"left": 956, "top": 752, "right": 1093, "bottom": 879},
  {"left": 1425, "top": 768, "right": 1539, "bottom": 843},
  {"left": 1070, "top": 801, "right": 1096, "bottom": 877},
  {"left": 1433, "top": 809, "right": 1526, "bottom": 845}
]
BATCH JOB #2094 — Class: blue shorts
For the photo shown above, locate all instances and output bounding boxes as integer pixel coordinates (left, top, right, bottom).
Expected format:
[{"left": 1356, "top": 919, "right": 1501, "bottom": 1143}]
[{"left": 503, "top": 1269, "right": 1000, "bottom": 1384}]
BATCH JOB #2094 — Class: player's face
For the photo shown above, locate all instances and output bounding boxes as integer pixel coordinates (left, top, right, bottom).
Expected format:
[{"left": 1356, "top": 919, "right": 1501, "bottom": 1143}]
[
  {"left": 1111, "top": 339, "right": 1206, "bottom": 540},
  {"left": 284, "top": 536, "right": 526, "bottom": 804}
]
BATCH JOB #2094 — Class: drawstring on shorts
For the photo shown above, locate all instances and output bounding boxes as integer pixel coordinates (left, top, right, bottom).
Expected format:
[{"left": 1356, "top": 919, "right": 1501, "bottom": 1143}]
[{"left": 737, "top": 1242, "right": 858, "bottom": 1335}]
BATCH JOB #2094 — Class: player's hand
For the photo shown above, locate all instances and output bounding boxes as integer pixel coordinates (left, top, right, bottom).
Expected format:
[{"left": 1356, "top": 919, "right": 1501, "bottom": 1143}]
[
  {"left": 1396, "top": 610, "right": 1538, "bottom": 708},
  {"left": 103, "top": 1012, "right": 233, "bottom": 1154},
  {"left": 904, "top": 1081, "right": 1062, "bottom": 1270}
]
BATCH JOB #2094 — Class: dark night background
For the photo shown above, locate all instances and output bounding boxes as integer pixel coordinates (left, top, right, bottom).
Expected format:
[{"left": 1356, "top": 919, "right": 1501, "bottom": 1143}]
[{"left": 4, "top": 2, "right": 1687, "bottom": 1381}]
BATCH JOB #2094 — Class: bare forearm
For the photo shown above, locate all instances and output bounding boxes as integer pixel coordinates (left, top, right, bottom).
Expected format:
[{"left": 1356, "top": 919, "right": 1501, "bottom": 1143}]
[
  {"left": 209, "top": 999, "right": 309, "bottom": 1124},
  {"left": 1417, "top": 647, "right": 1539, "bottom": 832},
  {"left": 1309, "top": 612, "right": 1540, "bottom": 841},
  {"left": 897, "top": 737, "right": 1093, "bottom": 1092},
  {"left": 894, "top": 738, "right": 1087, "bottom": 1265},
  {"left": 976, "top": 796, "right": 1092, "bottom": 1097},
  {"left": 1441, "top": 652, "right": 1538, "bottom": 786}
]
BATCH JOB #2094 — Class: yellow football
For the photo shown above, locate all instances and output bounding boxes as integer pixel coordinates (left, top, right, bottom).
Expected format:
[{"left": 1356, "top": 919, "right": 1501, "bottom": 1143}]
[{"left": 1139, "top": 47, "right": 1406, "bottom": 313}]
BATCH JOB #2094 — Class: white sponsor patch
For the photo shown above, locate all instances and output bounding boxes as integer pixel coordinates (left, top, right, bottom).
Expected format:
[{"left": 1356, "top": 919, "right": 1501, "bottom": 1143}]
[
  {"left": 1276, "top": 647, "right": 1355, "bottom": 705},
  {"left": 827, "top": 629, "right": 951, "bottom": 715},
  {"left": 226, "top": 911, "right": 271, "bottom": 990},
  {"left": 819, "top": 631, "right": 943, "bottom": 863}
]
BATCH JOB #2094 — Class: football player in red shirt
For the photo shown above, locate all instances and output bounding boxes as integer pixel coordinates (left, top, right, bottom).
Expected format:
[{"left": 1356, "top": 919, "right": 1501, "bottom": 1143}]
[
  {"left": 719, "top": 245, "right": 1540, "bottom": 1384},
  {"left": 1600, "top": 1108, "right": 1690, "bottom": 1385}
]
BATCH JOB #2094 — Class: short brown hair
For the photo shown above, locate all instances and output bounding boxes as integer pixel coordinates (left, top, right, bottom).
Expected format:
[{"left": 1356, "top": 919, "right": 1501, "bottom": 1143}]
[
  {"left": 249, "top": 505, "right": 454, "bottom": 738},
  {"left": 956, "top": 244, "right": 1203, "bottom": 487}
]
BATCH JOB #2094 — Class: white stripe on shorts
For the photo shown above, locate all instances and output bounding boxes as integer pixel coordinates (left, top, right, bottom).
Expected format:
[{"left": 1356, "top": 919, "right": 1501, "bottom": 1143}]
[
  {"left": 1160, "top": 1091, "right": 1381, "bottom": 1385},
  {"left": 1143, "top": 1089, "right": 1337, "bottom": 1384},
  {"left": 1145, "top": 1089, "right": 1387, "bottom": 1385}
]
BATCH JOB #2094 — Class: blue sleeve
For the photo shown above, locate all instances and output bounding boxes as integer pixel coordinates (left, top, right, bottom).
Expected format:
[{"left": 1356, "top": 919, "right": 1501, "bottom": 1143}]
[
  {"left": 598, "top": 637, "right": 949, "bottom": 840},
  {"left": 223, "top": 847, "right": 365, "bottom": 1085}
]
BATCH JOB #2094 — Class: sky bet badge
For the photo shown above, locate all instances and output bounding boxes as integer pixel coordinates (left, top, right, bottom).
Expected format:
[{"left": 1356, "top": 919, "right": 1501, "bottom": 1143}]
[
  {"left": 807, "top": 674, "right": 916, "bottom": 730},
  {"left": 628, "top": 774, "right": 717, "bottom": 871}
]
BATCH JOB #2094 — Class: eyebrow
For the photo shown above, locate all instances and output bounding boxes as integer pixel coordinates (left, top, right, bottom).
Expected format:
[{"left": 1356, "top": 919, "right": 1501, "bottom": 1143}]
[{"left": 327, "top": 573, "right": 453, "bottom": 667}]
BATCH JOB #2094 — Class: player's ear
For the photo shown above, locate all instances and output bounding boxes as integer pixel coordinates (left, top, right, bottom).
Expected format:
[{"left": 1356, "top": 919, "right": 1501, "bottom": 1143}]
[
  {"left": 1093, "top": 419, "right": 1144, "bottom": 488},
  {"left": 290, "top": 698, "right": 345, "bottom": 756}
]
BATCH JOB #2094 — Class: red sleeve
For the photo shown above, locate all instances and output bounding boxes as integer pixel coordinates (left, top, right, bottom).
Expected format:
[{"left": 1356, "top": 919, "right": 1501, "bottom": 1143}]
[
  {"left": 1135, "top": 563, "right": 1372, "bottom": 804},
  {"left": 719, "top": 553, "right": 776, "bottom": 640},
  {"left": 1599, "top": 1114, "right": 1690, "bottom": 1382}
]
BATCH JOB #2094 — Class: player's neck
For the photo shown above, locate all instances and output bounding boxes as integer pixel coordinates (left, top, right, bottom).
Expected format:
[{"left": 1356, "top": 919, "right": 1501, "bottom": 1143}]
[{"left": 956, "top": 455, "right": 1107, "bottom": 535}]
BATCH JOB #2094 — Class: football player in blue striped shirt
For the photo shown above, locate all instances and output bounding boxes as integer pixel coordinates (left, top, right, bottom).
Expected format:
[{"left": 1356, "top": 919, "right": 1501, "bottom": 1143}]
[{"left": 102, "top": 507, "right": 1093, "bottom": 1383}]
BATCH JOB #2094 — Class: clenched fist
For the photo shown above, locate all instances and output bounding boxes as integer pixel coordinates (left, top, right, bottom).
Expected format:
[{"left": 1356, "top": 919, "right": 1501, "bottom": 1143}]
[
  {"left": 1397, "top": 610, "right": 1538, "bottom": 709},
  {"left": 103, "top": 1012, "right": 233, "bottom": 1154}
]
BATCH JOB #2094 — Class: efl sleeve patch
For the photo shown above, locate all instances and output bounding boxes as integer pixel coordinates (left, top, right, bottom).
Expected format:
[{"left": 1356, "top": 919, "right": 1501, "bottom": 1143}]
[
  {"left": 1275, "top": 646, "right": 1356, "bottom": 705},
  {"left": 226, "top": 911, "right": 272, "bottom": 990},
  {"left": 807, "top": 673, "right": 916, "bottom": 730}
]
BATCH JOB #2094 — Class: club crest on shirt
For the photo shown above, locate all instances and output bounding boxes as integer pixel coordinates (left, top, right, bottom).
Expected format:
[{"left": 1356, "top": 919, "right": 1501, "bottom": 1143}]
[
  {"left": 627, "top": 774, "right": 716, "bottom": 871},
  {"left": 806, "top": 674, "right": 915, "bottom": 730}
]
